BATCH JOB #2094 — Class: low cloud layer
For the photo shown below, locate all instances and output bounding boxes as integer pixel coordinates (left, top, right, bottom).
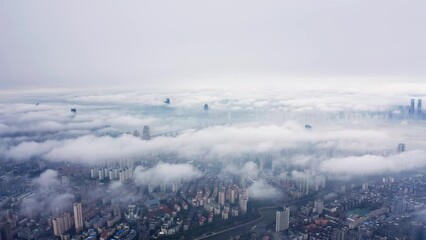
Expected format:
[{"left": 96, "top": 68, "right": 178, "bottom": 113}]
[
  {"left": 133, "top": 163, "right": 202, "bottom": 186},
  {"left": 21, "top": 169, "right": 74, "bottom": 217},
  {"left": 3, "top": 123, "right": 399, "bottom": 164},
  {"left": 1, "top": 86, "right": 426, "bottom": 180},
  {"left": 248, "top": 181, "right": 281, "bottom": 200},
  {"left": 320, "top": 150, "right": 426, "bottom": 177}
]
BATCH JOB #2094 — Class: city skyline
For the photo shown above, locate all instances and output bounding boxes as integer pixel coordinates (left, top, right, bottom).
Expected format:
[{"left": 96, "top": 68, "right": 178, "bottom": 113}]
[{"left": 1, "top": 1, "right": 426, "bottom": 239}]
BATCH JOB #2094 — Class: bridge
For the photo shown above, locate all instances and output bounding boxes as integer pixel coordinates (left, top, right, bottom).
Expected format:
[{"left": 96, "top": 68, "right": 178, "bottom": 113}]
[
  {"left": 150, "top": 129, "right": 184, "bottom": 138},
  {"left": 149, "top": 122, "right": 232, "bottom": 138}
]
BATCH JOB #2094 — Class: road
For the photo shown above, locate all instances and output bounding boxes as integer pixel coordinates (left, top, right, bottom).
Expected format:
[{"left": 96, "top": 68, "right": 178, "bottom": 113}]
[
  {"left": 193, "top": 190, "right": 327, "bottom": 240},
  {"left": 194, "top": 206, "right": 278, "bottom": 240}
]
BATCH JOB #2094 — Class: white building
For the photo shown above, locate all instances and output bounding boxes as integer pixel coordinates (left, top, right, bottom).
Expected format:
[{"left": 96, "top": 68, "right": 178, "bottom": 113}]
[{"left": 276, "top": 208, "right": 290, "bottom": 232}]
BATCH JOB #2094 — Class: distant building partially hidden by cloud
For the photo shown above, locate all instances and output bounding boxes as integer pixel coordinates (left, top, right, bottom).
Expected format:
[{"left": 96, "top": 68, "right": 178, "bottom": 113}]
[
  {"left": 418, "top": 99, "right": 422, "bottom": 115},
  {"left": 133, "top": 130, "right": 140, "bottom": 137},
  {"left": 397, "top": 143, "right": 406, "bottom": 153},
  {"left": 142, "top": 125, "right": 151, "bottom": 140}
]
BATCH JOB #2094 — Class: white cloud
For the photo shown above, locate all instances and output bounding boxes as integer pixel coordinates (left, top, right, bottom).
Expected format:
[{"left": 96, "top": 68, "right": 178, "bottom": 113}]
[
  {"left": 33, "top": 169, "right": 60, "bottom": 190},
  {"left": 133, "top": 162, "right": 202, "bottom": 186},
  {"left": 248, "top": 181, "right": 281, "bottom": 200},
  {"left": 319, "top": 150, "right": 426, "bottom": 177}
]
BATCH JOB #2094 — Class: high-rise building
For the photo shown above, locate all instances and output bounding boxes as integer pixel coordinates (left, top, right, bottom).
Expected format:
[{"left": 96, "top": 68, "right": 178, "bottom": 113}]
[
  {"left": 397, "top": 143, "right": 406, "bottom": 153},
  {"left": 362, "top": 183, "right": 369, "bottom": 192},
  {"left": 142, "top": 125, "right": 151, "bottom": 140},
  {"left": 109, "top": 169, "right": 114, "bottom": 180},
  {"left": 98, "top": 168, "right": 104, "bottom": 180},
  {"left": 133, "top": 130, "right": 140, "bottom": 137},
  {"left": 52, "top": 212, "right": 72, "bottom": 236},
  {"left": 0, "top": 222, "right": 13, "bottom": 240},
  {"left": 410, "top": 99, "right": 415, "bottom": 114},
  {"left": 393, "top": 197, "right": 406, "bottom": 215},
  {"left": 418, "top": 99, "right": 422, "bottom": 114},
  {"left": 204, "top": 103, "right": 209, "bottom": 111},
  {"left": 114, "top": 168, "right": 119, "bottom": 179},
  {"left": 332, "top": 228, "right": 347, "bottom": 240},
  {"left": 73, "top": 203, "right": 83, "bottom": 233},
  {"left": 297, "top": 173, "right": 309, "bottom": 195},
  {"left": 314, "top": 199, "right": 324, "bottom": 214},
  {"left": 90, "top": 168, "right": 97, "bottom": 179},
  {"left": 219, "top": 188, "right": 226, "bottom": 206},
  {"left": 52, "top": 217, "right": 65, "bottom": 236},
  {"left": 230, "top": 188, "right": 236, "bottom": 204},
  {"left": 275, "top": 208, "right": 290, "bottom": 232},
  {"left": 239, "top": 196, "right": 248, "bottom": 214},
  {"left": 63, "top": 212, "right": 72, "bottom": 232},
  {"left": 172, "top": 181, "right": 179, "bottom": 193}
]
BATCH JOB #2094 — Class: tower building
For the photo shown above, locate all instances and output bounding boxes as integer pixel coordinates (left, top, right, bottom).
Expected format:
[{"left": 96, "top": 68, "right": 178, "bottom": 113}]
[
  {"left": 133, "top": 130, "right": 140, "bottom": 137},
  {"left": 73, "top": 203, "right": 83, "bottom": 233},
  {"left": 142, "top": 125, "right": 151, "bottom": 140},
  {"left": 418, "top": 99, "right": 422, "bottom": 114},
  {"left": 219, "top": 187, "right": 226, "bottom": 206},
  {"left": 276, "top": 208, "right": 290, "bottom": 232},
  {"left": 397, "top": 143, "right": 406, "bottom": 153},
  {"left": 52, "top": 218, "right": 65, "bottom": 236},
  {"left": 314, "top": 199, "right": 324, "bottom": 214},
  {"left": 410, "top": 99, "right": 415, "bottom": 114}
]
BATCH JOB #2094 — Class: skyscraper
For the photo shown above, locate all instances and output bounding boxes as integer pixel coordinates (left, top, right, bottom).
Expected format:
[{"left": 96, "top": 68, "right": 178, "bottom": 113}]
[
  {"left": 142, "top": 125, "right": 151, "bottom": 140},
  {"left": 332, "top": 228, "right": 347, "bottom": 240},
  {"left": 219, "top": 187, "right": 226, "bottom": 206},
  {"left": 52, "top": 212, "right": 72, "bottom": 236},
  {"left": 239, "top": 196, "right": 248, "bottom": 214},
  {"left": 98, "top": 168, "right": 104, "bottom": 180},
  {"left": 73, "top": 203, "right": 83, "bottom": 233},
  {"left": 410, "top": 99, "right": 415, "bottom": 114},
  {"left": 0, "top": 222, "right": 13, "bottom": 240},
  {"left": 314, "top": 199, "right": 324, "bottom": 214},
  {"left": 133, "top": 130, "right": 140, "bottom": 137},
  {"left": 52, "top": 217, "right": 65, "bottom": 236},
  {"left": 393, "top": 197, "right": 406, "bottom": 215},
  {"left": 204, "top": 103, "right": 209, "bottom": 111},
  {"left": 63, "top": 212, "right": 72, "bottom": 232},
  {"left": 90, "top": 168, "right": 96, "bottom": 179},
  {"left": 397, "top": 143, "right": 406, "bottom": 153},
  {"left": 275, "top": 208, "right": 290, "bottom": 232},
  {"left": 230, "top": 188, "right": 236, "bottom": 204},
  {"left": 418, "top": 99, "right": 422, "bottom": 114}
]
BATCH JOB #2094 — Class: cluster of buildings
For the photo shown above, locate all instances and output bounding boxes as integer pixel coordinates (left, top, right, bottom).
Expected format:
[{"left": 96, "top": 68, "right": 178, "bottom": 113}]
[
  {"left": 90, "top": 167, "right": 133, "bottom": 182},
  {"left": 49, "top": 203, "right": 84, "bottom": 238},
  {"left": 1, "top": 135, "right": 426, "bottom": 240},
  {"left": 269, "top": 174, "right": 426, "bottom": 240},
  {"left": 280, "top": 171, "right": 327, "bottom": 199},
  {"left": 149, "top": 177, "right": 252, "bottom": 238},
  {"left": 132, "top": 125, "right": 151, "bottom": 140},
  {"left": 389, "top": 98, "right": 424, "bottom": 119}
]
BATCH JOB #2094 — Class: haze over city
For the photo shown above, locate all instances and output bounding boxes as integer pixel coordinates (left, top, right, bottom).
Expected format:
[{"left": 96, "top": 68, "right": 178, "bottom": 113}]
[{"left": 1, "top": 1, "right": 426, "bottom": 240}]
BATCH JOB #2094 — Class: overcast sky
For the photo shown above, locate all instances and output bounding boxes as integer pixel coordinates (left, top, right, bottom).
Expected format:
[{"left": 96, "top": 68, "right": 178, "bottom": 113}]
[{"left": 1, "top": 0, "right": 425, "bottom": 88}]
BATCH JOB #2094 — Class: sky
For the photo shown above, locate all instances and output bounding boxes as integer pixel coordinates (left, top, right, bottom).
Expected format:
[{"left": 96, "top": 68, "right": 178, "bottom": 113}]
[{"left": 1, "top": 0, "right": 426, "bottom": 88}]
